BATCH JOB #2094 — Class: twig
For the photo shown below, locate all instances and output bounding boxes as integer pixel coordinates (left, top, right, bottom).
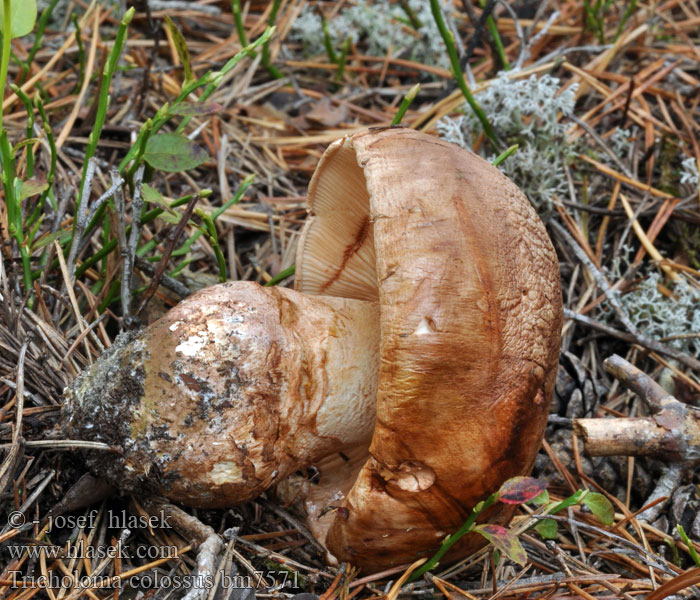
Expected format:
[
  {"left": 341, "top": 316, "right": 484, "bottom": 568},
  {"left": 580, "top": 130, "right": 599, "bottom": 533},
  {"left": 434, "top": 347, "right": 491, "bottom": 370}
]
[
  {"left": 461, "top": 0, "right": 498, "bottom": 68},
  {"left": 139, "top": 498, "right": 224, "bottom": 600},
  {"left": 146, "top": 0, "right": 221, "bottom": 14},
  {"left": 575, "top": 354, "right": 700, "bottom": 462},
  {"left": 496, "top": 1, "right": 526, "bottom": 70},
  {"left": 533, "top": 514, "right": 674, "bottom": 574},
  {"left": 135, "top": 193, "right": 200, "bottom": 317},
  {"left": 603, "top": 354, "right": 669, "bottom": 410},
  {"left": 123, "top": 164, "right": 145, "bottom": 327},
  {"left": 533, "top": 43, "right": 613, "bottom": 67},
  {"left": 85, "top": 175, "right": 125, "bottom": 228},
  {"left": 637, "top": 463, "right": 684, "bottom": 523},
  {"left": 523, "top": 10, "right": 560, "bottom": 64},
  {"left": 113, "top": 170, "right": 131, "bottom": 324},
  {"left": 65, "top": 157, "right": 96, "bottom": 284},
  {"left": 0, "top": 342, "right": 28, "bottom": 495},
  {"left": 563, "top": 308, "right": 700, "bottom": 373},
  {"left": 133, "top": 256, "right": 191, "bottom": 299},
  {"left": 553, "top": 221, "right": 640, "bottom": 335}
]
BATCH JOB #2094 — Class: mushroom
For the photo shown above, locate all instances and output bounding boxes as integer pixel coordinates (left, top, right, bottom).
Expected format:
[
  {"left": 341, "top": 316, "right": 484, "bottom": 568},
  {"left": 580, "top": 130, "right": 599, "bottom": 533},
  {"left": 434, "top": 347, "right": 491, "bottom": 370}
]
[{"left": 63, "top": 127, "right": 562, "bottom": 572}]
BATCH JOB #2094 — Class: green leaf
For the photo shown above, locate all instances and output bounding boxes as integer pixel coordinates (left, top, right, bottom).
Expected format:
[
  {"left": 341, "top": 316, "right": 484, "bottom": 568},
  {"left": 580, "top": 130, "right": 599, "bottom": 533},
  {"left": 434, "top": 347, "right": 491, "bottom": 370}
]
[
  {"left": 20, "top": 178, "right": 47, "bottom": 201},
  {"left": 142, "top": 184, "right": 182, "bottom": 224},
  {"left": 474, "top": 524, "right": 528, "bottom": 567},
  {"left": 164, "top": 15, "right": 193, "bottom": 84},
  {"left": 142, "top": 183, "right": 166, "bottom": 206},
  {"left": 32, "top": 229, "right": 69, "bottom": 251},
  {"left": 143, "top": 133, "right": 208, "bottom": 172},
  {"left": 581, "top": 492, "right": 614, "bottom": 526},
  {"left": 168, "top": 102, "right": 223, "bottom": 117},
  {"left": 534, "top": 518, "right": 558, "bottom": 540},
  {"left": 498, "top": 477, "right": 547, "bottom": 505},
  {"left": 531, "top": 489, "right": 550, "bottom": 506},
  {"left": 0, "top": 0, "right": 37, "bottom": 38}
]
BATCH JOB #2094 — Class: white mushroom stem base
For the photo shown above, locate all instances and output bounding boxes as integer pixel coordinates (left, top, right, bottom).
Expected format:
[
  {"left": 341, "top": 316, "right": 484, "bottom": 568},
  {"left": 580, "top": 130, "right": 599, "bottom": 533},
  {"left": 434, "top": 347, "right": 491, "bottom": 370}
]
[{"left": 62, "top": 282, "right": 380, "bottom": 508}]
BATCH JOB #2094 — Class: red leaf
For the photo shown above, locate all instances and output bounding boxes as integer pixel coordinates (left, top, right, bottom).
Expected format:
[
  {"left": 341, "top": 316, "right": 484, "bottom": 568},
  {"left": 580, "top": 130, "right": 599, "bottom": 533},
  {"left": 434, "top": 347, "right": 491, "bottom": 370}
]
[{"left": 498, "top": 476, "right": 547, "bottom": 504}]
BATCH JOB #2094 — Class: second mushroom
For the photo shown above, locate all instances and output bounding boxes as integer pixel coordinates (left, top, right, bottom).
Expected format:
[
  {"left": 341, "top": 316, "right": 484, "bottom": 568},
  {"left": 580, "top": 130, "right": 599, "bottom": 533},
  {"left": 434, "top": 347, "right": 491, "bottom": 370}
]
[{"left": 63, "top": 127, "right": 563, "bottom": 572}]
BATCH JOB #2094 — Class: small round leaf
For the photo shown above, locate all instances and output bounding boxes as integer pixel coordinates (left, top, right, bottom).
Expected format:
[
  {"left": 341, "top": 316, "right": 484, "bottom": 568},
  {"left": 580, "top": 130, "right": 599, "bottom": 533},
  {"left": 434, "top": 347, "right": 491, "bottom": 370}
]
[
  {"left": 0, "top": 0, "right": 37, "bottom": 38},
  {"left": 144, "top": 133, "right": 209, "bottom": 172},
  {"left": 534, "top": 518, "right": 558, "bottom": 540},
  {"left": 581, "top": 492, "right": 614, "bottom": 526}
]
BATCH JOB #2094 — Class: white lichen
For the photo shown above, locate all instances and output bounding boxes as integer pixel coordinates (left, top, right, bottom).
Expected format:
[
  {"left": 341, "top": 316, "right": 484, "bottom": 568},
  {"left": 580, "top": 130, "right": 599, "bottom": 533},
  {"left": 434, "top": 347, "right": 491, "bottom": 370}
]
[
  {"left": 606, "top": 127, "right": 633, "bottom": 160},
  {"left": 603, "top": 252, "right": 700, "bottom": 355},
  {"left": 437, "top": 71, "right": 579, "bottom": 211},
  {"left": 681, "top": 157, "right": 699, "bottom": 188},
  {"left": 289, "top": 0, "right": 451, "bottom": 69},
  {"left": 623, "top": 273, "right": 700, "bottom": 355}
]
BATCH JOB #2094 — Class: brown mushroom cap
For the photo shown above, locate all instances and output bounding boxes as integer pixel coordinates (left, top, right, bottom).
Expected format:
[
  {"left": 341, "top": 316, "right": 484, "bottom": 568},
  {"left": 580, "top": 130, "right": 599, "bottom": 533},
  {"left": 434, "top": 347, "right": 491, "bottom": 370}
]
[
  {"left": 62, "top": 127, "right": 561, "bottom": 575},
  {"left": 292, "top": 128, "right": 562, "bottom": 570}
]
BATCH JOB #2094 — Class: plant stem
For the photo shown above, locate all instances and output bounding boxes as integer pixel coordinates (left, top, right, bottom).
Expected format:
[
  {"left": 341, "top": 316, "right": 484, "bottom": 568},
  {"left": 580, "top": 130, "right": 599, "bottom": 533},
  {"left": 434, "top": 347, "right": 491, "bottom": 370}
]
[
  {"left": 121, "top": 28, "right": 272, "bottom": 170},
  {"left": 172, "top": 175, "right": 253, "bottom": 259},
  {"left": 20, "top": 0, "right": 60, "bottom": 83},
  {"left": 232, "top": 1, "right": 281, "bottom": 77},
  {"left": 399, "top": 0, "right": 423, "bottom": 29},
  {"left": 479, "top": 0, "right": 509, "bottom": 70},
  {"left": 677, "top": 525, "right": 700, "bottom": 568},
  {"left": 0, "top": 0, "right": 12, "bottom": 129},
  {"left": 196, "top": 210, "right": 227, "bottom": 282},
  {"left": 335, "top": 37, "right": 351, "bottom": 82},
  {"left": 232, "top": 0, "right": 252, "bottom": 55},
  {"left": 262, "top": 0, "right": 283, "bottom": 78},
  {"left": 547, "top": 489, "right": 584, "bottom": 514},
  {"left": 322, "top": 17, "right": 337, "bottom": 64},
  {"left": 492, "top": 144, "right": 518, "bottom": 167},
  {"left": 410, "top": 492, "right": 499, "bottom": 581},
  {"left": 429, "top": 0, "right": 498, "bottom": 149},
  {"left": 392, "top": 83, "right": 420, "bottom": 125},
  {"left": 264, "top": 264, "right": 295, "bottom": 287},
  {"left": 74, "top": 7, "right": 134, "bottom": 238}
]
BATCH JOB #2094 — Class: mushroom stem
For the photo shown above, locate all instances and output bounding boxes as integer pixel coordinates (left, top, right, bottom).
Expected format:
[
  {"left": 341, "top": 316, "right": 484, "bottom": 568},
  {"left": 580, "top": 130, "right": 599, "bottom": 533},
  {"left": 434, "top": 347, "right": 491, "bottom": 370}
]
[{"left": 62, "top": 282, "right": 380, "bottom": 507}]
